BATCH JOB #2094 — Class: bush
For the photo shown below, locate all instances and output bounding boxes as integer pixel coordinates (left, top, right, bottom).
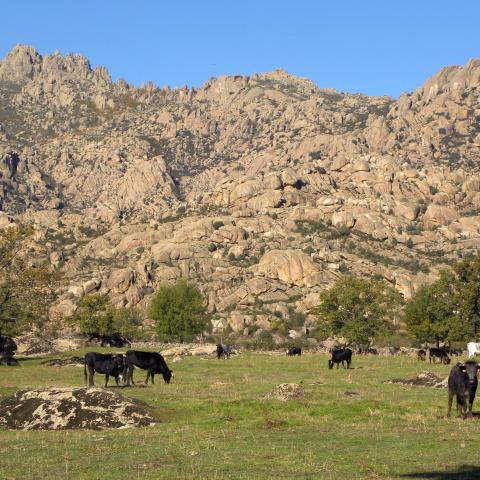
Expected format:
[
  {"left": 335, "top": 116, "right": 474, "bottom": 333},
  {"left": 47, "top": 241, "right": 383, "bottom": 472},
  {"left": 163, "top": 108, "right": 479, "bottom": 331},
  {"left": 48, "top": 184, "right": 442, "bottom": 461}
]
[
  {"left": 149, "top": 280, "right": 210, "bottom": 342},
  {"left": 302, "top": 245, "right": 315, "bottom": 255},
  {"left": 406, "top": 238, "right": 414, "bottom": 249},
  {"left": 136, "top": 246, "right": 145, "bottom": 254},
  {"left": 207, "top": 243, "right": 217, "bottom": 252},
  {"left": 69, "top": 294, "right": 139, "bottom": 338}
]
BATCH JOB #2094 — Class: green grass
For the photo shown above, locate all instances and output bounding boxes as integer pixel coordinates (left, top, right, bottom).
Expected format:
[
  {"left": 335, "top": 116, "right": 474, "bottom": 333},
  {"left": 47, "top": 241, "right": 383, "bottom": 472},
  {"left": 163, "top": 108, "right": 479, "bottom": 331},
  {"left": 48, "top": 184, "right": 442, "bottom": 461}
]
[{"left": 0, "top": 351, "right": 479, "bottom": 479}]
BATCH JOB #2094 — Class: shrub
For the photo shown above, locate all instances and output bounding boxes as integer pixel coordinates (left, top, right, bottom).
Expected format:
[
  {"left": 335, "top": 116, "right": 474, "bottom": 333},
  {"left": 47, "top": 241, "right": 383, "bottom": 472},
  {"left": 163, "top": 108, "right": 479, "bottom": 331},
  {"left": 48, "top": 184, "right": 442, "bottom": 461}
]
[
  {"left": 302, "top": 245, "right": 315, "bottom": 255},
  {"left": 339, "top": 261, "right": 349, "bottom": 273},
  {"left": 406, "top": 238, "right": 414, "bottom": 249},
  {"left": 207, "top": 243, "right": 217, "bottom": 252},
  {"left": 429, "top": 185, "right": 439, "bottom": 195},
  {"left": 136, "top": 246, "right": 145, "bottom": 254},
  {"left": 149, "top": 280, "right": 210, "bottom": 342},
  {"left": 68, "top": 294, "right": 139, "bottom": 338}
]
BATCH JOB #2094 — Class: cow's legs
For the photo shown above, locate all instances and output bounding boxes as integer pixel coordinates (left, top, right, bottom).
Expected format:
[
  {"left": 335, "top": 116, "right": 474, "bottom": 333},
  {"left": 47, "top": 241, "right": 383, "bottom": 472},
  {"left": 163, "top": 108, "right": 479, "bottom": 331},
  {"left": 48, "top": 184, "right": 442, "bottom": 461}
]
[
  {"left": 105, "top": 374, "right": 109, "bottom": 388},
  {"left": 127, "top": 366, "right": 135, "bottom": 386},
  {"left": 151, "top": 372, "right": 155, "bottom": 384},
  {"left": 468, "top": 393, "right": 475, "bottom": 417},
  {"left": 447, "top": 390, "right": 454, "bottom": 417},
  {"left": 88, "top": 367, "right": 95, "bottom": 387},
  {"left": 145, "top": 370, "right": 151, "bottom": 384}
]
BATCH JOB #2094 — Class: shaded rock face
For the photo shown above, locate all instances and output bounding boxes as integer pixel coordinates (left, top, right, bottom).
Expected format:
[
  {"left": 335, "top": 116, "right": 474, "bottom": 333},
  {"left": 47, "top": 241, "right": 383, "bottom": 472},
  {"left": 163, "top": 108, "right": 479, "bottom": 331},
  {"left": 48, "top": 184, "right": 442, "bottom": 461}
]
[
  {"left": 2, "top": 45, "right": 480, "bottom": 335},
  {"left": 0, "top": 388, "right": 155, "bottom": 430}
]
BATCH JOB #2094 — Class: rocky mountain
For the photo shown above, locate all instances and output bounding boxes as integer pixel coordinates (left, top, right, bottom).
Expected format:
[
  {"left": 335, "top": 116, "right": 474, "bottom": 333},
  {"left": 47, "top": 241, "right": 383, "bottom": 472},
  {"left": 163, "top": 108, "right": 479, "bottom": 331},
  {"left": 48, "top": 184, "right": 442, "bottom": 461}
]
[{"left": 1, "top": 45, "right": 479, "bottom": 336}]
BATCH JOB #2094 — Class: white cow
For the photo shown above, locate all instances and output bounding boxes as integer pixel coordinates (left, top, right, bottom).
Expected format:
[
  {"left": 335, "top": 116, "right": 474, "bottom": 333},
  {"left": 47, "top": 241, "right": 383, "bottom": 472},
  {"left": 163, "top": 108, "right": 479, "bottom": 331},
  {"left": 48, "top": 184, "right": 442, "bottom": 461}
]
[{"left": 467, "top": 342, "right": 480, "bottom": 358}]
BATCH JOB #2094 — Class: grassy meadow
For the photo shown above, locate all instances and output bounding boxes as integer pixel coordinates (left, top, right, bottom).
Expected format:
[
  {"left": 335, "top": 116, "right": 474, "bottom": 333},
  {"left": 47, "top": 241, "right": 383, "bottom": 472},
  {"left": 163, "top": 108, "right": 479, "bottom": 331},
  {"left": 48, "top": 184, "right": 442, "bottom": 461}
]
[{"left": 0, "top": 349, "right": 479, "bottom": 480}]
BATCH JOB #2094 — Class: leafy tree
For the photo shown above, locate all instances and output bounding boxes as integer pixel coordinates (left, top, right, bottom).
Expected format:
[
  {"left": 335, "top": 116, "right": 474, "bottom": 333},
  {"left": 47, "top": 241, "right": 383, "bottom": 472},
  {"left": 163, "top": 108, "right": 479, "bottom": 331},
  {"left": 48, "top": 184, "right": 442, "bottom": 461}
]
[
  {"left": 0, "top": 225, "right": 60, "bottom": 335},
  {"left": 313, "top": 275, "right": 401, "bottom": 346},
  {"left": 404, "top": 270, "right": 455, "bottom": 346},
  {"left": 149, "top": 280, "right": 210, "bottom": 342},
  {"left": 69, "top": 294, "right": 140, "bottom": 338},
  {"left": 405, "top": 254, "right": 480, "bottom": 345}
]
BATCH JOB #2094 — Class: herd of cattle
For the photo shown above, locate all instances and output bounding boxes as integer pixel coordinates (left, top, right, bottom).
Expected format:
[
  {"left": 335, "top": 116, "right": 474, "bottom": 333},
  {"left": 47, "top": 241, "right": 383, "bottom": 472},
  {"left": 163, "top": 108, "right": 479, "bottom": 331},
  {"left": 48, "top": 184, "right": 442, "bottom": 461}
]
[{"left": 1, "top": 334, "right": 480, "bottom": 419}]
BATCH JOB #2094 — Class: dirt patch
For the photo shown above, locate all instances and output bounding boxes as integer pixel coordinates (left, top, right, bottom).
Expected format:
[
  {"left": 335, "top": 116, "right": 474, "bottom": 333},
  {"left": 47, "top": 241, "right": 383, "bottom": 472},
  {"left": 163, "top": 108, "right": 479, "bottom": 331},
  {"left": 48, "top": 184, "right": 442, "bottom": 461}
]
[
  {"left": 40, "top": 356, "right": 84, "bottom": 367},
  {"left": 263, "top": 383, "right": 304, "bottom": 401},
  {"left": 387, "top": 371, "right": 448, "bottom": 388},
  {"left": 0, "top": 388, "right": 155, "bottom": 430}
]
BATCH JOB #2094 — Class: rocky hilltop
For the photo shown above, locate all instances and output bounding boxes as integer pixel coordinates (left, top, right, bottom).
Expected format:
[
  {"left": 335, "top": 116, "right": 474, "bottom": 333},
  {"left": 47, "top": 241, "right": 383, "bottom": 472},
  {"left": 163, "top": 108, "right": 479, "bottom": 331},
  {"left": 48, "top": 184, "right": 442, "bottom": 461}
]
[{"left": 1, "top": 45, "right": 479, "bottom": 336}]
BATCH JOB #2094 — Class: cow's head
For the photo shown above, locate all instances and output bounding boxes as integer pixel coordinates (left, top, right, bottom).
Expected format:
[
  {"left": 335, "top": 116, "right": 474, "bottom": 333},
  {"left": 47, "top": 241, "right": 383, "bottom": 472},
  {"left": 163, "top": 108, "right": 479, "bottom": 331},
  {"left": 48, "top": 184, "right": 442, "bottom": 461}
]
[
  {"left": 328, "top": 359, "right": 334, "bottom": 369},
  {"left": 162, "top": 369, "right": 173, "bottom": 384},
  {"left": 461, "top": 361, "right": 480, "bottom": 383}
]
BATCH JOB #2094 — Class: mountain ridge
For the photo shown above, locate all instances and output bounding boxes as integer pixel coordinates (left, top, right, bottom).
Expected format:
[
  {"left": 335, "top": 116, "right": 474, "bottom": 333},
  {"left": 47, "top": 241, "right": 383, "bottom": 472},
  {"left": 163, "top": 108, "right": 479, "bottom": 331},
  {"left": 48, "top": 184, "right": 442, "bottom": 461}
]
[{"left": 1, "top": 45, "right": 480, "bottom": 337}]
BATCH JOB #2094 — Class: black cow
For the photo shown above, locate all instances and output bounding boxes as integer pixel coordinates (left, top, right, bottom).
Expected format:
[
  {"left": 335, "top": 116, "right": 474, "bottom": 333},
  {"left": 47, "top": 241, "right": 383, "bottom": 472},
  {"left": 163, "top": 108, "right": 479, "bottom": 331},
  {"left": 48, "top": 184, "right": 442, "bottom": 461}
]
[
  {"left": 124, "top": 350, "right": 172, "bottom": 386},
  {"left": 417, "top": 349, "right": 427, "bottom": 361},
  {"left": 328, "top": 348, "right": 352, "bottom": 369},
  {"left": 0, "top": 335, "right": 17, "bottom": 356},
  {"left": 216, "top": 344, "right": 232, "bottom": 359},
  {"left": 357, "top": 346, "right": 378, "bottom": 355},
  {"left": 429, "top": 347, "right": 451, "bottom": 365},
  {"left": 84, "top": 352, "right": 125, "bottom": 387},
  {"left": 287, "top": 346, "right": 302, "bottom": 356},
  {"left": 447, "top": 361, "right": 479, "bottom": 419},
  {"left": 0, "top": 356, "right": 19, "bottom": 366},
  {"left": 88, "top": 332, "right": 131, "bottom": 348},
  {"left": 389, "top": 346, "right": 401, "bottom": 355}
]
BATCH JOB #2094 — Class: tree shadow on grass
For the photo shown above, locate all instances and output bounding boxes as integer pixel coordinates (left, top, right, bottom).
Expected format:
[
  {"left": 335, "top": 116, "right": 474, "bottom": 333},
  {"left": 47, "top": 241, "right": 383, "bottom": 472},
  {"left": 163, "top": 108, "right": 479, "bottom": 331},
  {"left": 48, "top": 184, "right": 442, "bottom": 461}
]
[{"left": 400, "top": 465, "right": 480, "bottom": 479}]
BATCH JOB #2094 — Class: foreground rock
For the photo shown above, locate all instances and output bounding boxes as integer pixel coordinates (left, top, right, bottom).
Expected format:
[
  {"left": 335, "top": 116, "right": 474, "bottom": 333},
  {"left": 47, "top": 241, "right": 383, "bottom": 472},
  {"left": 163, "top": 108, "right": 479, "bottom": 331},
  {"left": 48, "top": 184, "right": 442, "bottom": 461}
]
[
  {"left": 263, "top": 383, "right": 305, "bottom": 401},
  {"left": 387, "top": 371, "right": 447, "bottom": 388},
  {"left": 0, "top": 388, "right": 155, "bottom": 430}
]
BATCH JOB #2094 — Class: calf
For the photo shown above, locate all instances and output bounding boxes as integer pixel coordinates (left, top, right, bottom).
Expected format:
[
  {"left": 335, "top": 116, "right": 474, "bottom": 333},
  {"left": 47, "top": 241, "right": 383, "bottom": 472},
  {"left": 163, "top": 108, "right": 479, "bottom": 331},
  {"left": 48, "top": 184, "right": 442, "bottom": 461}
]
[
  {"left": 429, "top": 347, "right": 451, "bottom": 365},
  {"left": 389, "top": 346, "right": 401, "bottom": 356},
  {"left": 216, "top": 344, "right": 232, "bottom": 359},
  {"left": 287, "top": 347, "right": 302, "bottom": 356},
  {"left": 84, "top": 352, "right": 125, "bottom": 387},
  {"left": 447, "top": 361, "right": 479, "bottom": 419},
  {"left": 328, "top": 348, "right": 352, "bottom": 369},
  {"left": 417, "top": 349, "right": 427, "bottom": 361},
  {"left": 125, "top": 350, "right": 172, "bottom": 386}
]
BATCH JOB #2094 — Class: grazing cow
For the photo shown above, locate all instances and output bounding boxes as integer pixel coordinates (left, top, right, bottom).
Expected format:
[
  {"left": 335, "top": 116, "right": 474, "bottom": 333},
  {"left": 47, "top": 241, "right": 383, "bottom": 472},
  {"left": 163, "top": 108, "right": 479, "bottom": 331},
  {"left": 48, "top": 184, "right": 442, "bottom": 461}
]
[
  {"left": 88, "top": 332, "right": 131, "bottom": 348},
  {"left": 357, "top": 346, "right": 378, "bottom": 355},
  {"left": 447, "top": 361, "right": 479, "bottom": 419},
  {"left": 216, "top": 344, "right": 232, "bottom": 359},
  {"left": 429, "top": 347, "right": 451, "bottom": 365},
  {"left": 417, "top": 349, "right": 427, "bottom": 361},
  {"left": 0, "top": 356, "right": 19, "bottom": 366},
  {"left": 467, "top": 342, "right": 480, "bottom": 359},
  {"left": 125, "top": 350, "right": 172, "bottom": 386},
  {"left": 328, "top": 348, "right": 352, "bottom": 369},
  {"left": 0, "top": 335, "right": 17, "bottom": 356},
  {"left": 287, "top": 347, "right": 302, "bottom": 356},
  {"left": 84, "top": 352, "right": 125, "bottom": 387}
]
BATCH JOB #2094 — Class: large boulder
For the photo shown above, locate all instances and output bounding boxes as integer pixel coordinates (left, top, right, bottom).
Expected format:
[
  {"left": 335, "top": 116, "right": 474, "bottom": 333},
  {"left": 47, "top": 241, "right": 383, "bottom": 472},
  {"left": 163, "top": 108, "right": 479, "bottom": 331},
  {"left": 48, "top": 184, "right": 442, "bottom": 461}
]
[
  {"left": 423, "top": 204, "right": 459, "bottom": 226},
  {"left": 105, "top": 268, "right": 135, "bottom": 294},
  {"left": 0, "top": 388, "right": 155, "bottom": 430},
  {"left": 255, "top": 250, "right": 323, "bottom": 287}
]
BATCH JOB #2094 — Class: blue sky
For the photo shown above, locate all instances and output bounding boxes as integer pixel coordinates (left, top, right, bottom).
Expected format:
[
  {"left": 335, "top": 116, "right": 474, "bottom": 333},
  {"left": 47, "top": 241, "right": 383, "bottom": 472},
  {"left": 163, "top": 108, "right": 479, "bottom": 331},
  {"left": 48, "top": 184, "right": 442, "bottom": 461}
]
[{"left": 1, "top": 1, "right": 478, "bottom": 97}]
